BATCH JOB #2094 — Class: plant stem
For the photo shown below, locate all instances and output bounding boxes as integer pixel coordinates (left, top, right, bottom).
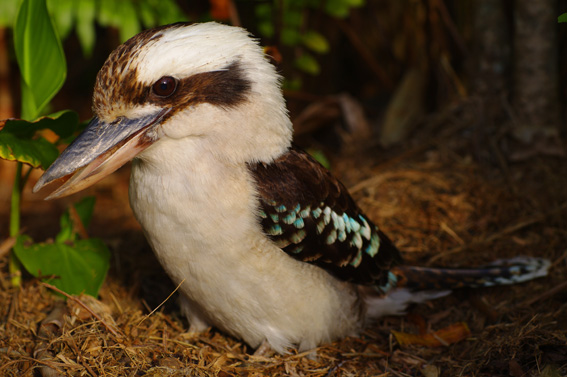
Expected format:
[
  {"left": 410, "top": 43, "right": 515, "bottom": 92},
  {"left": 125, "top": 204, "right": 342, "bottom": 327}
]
[{"left": 9, "top": 162, "right": 23, "bottom": 287}]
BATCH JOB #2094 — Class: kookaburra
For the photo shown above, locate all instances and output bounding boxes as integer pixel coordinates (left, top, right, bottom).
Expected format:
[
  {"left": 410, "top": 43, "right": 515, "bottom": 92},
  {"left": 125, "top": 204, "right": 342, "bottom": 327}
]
[{"left": 33, "top": 22, "right": 549, "bottom": 353}]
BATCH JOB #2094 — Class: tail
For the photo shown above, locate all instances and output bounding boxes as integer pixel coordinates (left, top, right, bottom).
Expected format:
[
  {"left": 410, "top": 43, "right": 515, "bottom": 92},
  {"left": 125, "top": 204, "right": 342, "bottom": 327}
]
[
  {"left": 364, "top": 257, "right": 550, "bottom": 319},
  {"left": 393, "top": 256, "right": 551, "bottom": 291}
]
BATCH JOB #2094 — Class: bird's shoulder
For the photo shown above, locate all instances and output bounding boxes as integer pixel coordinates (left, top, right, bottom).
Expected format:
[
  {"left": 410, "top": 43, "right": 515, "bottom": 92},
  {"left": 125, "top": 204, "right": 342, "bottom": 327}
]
[{"left": 247, "top": 145, "right": 402, "bottom": 287}]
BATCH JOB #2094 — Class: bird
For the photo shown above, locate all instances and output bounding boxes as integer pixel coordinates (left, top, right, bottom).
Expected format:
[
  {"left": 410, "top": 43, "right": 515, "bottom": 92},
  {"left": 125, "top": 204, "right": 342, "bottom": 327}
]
[{"left": 33, "top": 22, "right": 550, "bottom": 354}]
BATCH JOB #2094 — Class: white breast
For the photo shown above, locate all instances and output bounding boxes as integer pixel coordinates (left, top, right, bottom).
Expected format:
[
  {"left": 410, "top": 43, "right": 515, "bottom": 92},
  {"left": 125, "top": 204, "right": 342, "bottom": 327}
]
[{"left": 128, "top": 138, "right": 362, "bottom": 352}]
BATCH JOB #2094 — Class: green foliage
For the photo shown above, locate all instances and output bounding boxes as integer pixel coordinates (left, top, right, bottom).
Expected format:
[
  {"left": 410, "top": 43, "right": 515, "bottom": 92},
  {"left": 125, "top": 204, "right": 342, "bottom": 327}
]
[
  {"left": 74, "top": 0, "right": 97, "bottom": 57},
  {"left": 559, "top": 13, "right": 567, "bottom": 23},
  {"left": 1, "top": 0, "right": 110, "bottom": 297},
  {"left": 2, "top": 0, "right": 186, "bottom": 57},
  {"left": 46, "top": 0, "right": 186, "bottom": 57},
  {"left": 294, "top": 53, "right": 320, "bottom": 75},
  {"left": 255, "top": 0, "right": 364, "bottom": 75},
  {"left": 14, "top": 197, "right": 110, "bottom": 297},
  {"left": 325, "top": 0, "right": 364, "bottom": 18},
  {"left": 0, "top": 111, "right": 79, "bottom": 169},
  {"left": 14, "top": 0, "right": 66, "bottom": 120},
  {"left": 301, "top": 31, "right": 330, "bottom": 54}
]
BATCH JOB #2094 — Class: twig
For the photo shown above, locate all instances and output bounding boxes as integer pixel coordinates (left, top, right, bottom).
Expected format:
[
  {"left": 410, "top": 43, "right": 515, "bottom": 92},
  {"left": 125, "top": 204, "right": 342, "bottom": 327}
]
[
  {"left": 40, "top": 282, "right": 121, "bottom": 339},
  {"left": 136, "top": 278, "right": 185, "bottom": 327}
]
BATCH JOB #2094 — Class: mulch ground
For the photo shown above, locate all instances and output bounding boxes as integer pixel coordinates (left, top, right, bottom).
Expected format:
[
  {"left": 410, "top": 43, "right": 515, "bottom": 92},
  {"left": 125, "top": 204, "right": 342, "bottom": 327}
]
[{"left": 1, "top": 101, "right": 566, "bottom": 376}]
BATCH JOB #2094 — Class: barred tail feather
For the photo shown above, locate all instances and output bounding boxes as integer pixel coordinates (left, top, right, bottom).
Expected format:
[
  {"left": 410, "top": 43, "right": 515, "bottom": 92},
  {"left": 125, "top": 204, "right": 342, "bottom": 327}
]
[
  {"left": 363, "top": 257, "right": 550, "bottom": 320},
  {"left": 393, "top": 256, "right": 550, "bottom": 291}
]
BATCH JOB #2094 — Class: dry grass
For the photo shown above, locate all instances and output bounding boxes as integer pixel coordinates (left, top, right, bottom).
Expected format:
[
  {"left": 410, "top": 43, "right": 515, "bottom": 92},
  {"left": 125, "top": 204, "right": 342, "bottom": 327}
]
[{"left": 1, "top": 105, "right": 566, "bottom": 376}]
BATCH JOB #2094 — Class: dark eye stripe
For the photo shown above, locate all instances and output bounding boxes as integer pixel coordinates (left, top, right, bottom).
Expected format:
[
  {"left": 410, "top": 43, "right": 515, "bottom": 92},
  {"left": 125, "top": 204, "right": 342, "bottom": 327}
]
[{"left": 146, "top": 61, "right": 252, "bottom": 110}]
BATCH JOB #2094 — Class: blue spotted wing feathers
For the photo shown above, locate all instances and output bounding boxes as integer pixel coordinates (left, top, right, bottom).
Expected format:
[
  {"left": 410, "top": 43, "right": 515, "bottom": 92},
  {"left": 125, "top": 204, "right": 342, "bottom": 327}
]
[{"left": 248, "top": 146, "right": 402, "bottom": 288}]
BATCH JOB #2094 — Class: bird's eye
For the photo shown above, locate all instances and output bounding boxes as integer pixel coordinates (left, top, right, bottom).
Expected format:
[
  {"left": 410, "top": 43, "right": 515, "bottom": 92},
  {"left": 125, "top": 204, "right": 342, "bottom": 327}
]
[{"left": 152, "top": 76, "right": 177, "bottom": 97}]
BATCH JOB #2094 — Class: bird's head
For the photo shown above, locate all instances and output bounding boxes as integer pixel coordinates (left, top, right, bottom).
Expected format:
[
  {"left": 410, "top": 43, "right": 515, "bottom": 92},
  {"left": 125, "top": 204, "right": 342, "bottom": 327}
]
[{"left": 33, "top": 22, "right": 292, "bottom": 199}]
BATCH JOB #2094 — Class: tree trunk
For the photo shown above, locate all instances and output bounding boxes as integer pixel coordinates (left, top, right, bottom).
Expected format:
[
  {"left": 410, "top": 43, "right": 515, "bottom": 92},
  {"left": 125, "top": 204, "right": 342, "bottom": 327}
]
[
  {"left": 513, "top": 0, "right": 560, "bottom": 129},
  {"left": 470, "top": 0, "right": 510, "bottom": 107}
]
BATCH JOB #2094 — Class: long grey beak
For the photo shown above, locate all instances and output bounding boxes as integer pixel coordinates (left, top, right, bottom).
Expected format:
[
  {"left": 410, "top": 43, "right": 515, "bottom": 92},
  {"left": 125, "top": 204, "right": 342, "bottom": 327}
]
[{"left": 33, "top": 109, "right": 170, "bottom": 199}]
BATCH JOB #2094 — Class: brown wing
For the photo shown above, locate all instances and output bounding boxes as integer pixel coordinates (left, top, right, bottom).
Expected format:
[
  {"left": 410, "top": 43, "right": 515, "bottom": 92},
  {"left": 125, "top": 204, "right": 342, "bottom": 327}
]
[{"left": 248, "top": 146, "right": 402, "bottom": 288}]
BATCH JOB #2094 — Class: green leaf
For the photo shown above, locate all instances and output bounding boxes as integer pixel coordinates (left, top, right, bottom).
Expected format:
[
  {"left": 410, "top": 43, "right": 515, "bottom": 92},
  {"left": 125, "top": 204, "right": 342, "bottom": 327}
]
[
  {"left": 75, "top": 0, "right": 96, "bottom": 57},
  {"left": 0, "top": 111, "right": 78, "bottom": 168},
  {"left": 294, "top": 53, "right": 320, "bottom": 75},
  {"left": 301, "top": 31, "right": 330, "bottom": 53},
  {"left": 14, "top": 235, "right": 110, "bottom": 297},
  {"left": 1, "top": 111, "right": 79, "bottom": 139},
  {"left": 14, "top": 0, "right": 67, "bottom": 120},
  {"left": 0, "top": 133, "right": 58, "bottom": 168},
  {"left": 559, "top": 13, "right": 567, "bottom": 23},
  {"left": 15, "top": 197, "right": 110, "bottom": 297}
]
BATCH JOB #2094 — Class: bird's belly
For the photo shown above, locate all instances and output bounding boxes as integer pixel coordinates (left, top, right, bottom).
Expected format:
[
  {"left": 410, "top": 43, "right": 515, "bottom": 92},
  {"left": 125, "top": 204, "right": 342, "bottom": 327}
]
[{"left": 128, "top": 162, "right": 362, "bottom": 352}]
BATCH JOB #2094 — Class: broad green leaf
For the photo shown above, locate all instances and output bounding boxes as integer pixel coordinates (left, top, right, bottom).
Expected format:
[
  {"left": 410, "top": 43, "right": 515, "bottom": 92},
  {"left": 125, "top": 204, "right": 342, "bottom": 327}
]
[
  {"left": 14, "top": 235, "right": 110, "bottom": 297},
  {"left": 294, "top": 54, "right": 320, "bottom": 75},
  {"left": 76, "top": 0, "right": 96, "bottom": 57},
  {"left": 301, "top": 31, "right": 330, "bottom": 54},
  {"left": 0, "top": 133, "right": 58, "bottom": 168},
  {"left": 14, "top": 0, "right": 66, "bottom": 120},
  {"left": 20, "top": 79, "right": 40, "bottom": 123},
  {"left": 559, "top": 13, "right": 567, "bottom": 23},
  {"left": 0, "top": 111, "right": 78, "bottom": 168},
  {"left": 1, "top": 111, "right": 79, "bottom": 139}
]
